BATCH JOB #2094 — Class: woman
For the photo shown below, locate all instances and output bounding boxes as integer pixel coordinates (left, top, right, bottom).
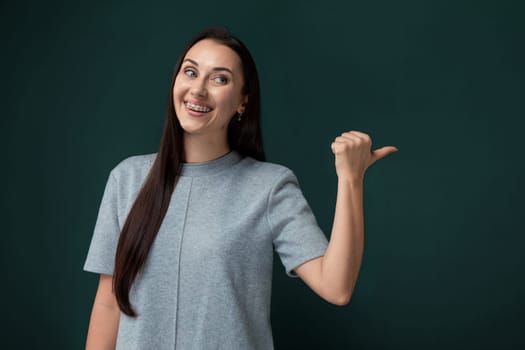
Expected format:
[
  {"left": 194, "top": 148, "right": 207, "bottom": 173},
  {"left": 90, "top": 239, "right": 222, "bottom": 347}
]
[{"left": 84, "top": 27, "right": 397, "bottom": 349}]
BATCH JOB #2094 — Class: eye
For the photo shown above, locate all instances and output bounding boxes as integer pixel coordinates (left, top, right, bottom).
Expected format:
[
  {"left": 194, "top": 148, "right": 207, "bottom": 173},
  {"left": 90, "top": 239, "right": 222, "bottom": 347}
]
[
  {"left": 213, "top": 76, "right": 228, "bottom": 85},
  {"left": 184, "top": 69, "right": 197, "bottom": 78}
]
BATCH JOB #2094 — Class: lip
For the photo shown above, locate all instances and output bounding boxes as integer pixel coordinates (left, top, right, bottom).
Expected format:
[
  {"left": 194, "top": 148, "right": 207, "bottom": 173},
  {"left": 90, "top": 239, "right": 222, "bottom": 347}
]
[
  {"left": 185, "top": 99, "right": 212, "bottom": 109},
  {"left": 183, "top": 100, "right": 213, "bottom": 117}
]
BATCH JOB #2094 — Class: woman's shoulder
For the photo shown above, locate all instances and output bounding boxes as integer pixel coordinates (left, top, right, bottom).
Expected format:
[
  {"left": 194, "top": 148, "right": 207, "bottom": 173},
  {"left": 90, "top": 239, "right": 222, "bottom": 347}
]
[
  {"left": 109, "top": 152, "right": 157, "bottom": 180},
  {"left": 239, "top": 156, "right": 296, "bottom": 183}
]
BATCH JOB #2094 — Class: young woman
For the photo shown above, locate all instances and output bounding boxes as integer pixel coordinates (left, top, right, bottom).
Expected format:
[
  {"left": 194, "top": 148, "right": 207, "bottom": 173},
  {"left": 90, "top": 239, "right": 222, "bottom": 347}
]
[{"left": 84, "top": 27, "right": 397, "bottom": 350}]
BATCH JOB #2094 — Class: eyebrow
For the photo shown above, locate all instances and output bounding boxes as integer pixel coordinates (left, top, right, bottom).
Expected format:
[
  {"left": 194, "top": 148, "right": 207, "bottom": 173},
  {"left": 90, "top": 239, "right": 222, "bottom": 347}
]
[{"left": 183, "top": 58, "right": 233, "bottom": 74}]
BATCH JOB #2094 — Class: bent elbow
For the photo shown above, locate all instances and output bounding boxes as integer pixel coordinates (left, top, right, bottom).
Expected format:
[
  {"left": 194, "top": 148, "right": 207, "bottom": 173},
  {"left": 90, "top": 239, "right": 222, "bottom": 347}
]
[
  {"left": 328, "top": 291, "right": 352, "bottom": 306},
  {"left": 335, "top": 295, "right": 351, "bottom": 306}
]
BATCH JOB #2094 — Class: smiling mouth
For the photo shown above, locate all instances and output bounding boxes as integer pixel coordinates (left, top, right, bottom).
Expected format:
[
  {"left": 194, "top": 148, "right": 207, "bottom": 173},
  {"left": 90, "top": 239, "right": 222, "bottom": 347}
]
[{"left": 185, "top": 101, "right": 212, "bottom": 113}]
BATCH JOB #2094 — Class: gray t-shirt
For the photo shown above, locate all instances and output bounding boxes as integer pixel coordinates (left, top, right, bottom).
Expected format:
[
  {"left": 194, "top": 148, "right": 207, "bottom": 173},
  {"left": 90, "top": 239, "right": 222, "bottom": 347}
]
[{"left": 84, "top": 150, "right": 329, "bottom": 349}]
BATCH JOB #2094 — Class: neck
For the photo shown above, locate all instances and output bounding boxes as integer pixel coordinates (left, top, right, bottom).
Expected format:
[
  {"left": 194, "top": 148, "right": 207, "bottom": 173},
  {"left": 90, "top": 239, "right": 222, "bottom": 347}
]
[{"left": 183, "top": 133, "right": 231, "bottom": 163}]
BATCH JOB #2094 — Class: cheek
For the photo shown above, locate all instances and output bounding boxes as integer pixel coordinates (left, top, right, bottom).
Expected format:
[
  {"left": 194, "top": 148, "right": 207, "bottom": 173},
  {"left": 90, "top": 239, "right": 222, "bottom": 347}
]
[
  {"left": 218, "top": 90, "right": 242, "bottom": 111},
  {"left": 172, "top": 76, "right": 185, "bottom": 99}
]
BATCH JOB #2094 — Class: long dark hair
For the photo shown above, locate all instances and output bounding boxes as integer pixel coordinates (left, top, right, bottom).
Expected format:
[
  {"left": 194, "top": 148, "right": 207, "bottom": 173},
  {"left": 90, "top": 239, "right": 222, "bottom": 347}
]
[{"left": 113, "top": 27, "right": 265, "bottom": 317}]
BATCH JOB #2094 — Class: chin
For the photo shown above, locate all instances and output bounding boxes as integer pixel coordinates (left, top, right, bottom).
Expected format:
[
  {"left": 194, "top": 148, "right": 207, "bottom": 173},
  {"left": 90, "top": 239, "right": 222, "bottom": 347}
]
[{"left": 179, "top": 121, "right": 204, "bottom": 134}]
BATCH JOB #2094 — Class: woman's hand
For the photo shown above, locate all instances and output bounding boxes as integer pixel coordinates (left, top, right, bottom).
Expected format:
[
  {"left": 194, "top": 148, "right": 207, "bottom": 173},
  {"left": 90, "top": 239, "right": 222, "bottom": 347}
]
[
  {"left": 331, "top": 130, "right": 398, "bottom": 182},
  {"left": 296, "top": 130, "right": 397, "bottom": 304}
]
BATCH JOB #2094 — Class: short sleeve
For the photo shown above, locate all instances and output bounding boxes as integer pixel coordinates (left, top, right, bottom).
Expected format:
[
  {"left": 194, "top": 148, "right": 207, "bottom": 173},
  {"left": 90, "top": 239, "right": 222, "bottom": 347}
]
[
  {"left": 268, "top": 169, "right": 329, "bottom": 278},
  {"left": 83, "top": 171, "right": 121, "bottom": 275}
]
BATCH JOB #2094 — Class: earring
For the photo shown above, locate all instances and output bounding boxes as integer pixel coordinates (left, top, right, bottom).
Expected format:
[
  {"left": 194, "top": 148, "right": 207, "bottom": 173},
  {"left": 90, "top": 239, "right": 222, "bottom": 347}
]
[{"left": 237, "top": 111, "right": 243, "bottom": 122}]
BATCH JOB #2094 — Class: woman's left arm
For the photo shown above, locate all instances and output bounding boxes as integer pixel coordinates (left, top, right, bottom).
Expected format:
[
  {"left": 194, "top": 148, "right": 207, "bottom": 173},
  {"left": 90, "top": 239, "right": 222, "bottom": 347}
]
[{"left": 294, "top": 130, "right": 398, "bottom": 305}]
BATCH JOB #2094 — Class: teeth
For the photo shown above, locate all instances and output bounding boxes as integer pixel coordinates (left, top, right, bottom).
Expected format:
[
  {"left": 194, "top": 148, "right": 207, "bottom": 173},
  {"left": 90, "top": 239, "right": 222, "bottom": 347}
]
[{"left": 185, "top": 102, "right": 211, "bottom": 113}]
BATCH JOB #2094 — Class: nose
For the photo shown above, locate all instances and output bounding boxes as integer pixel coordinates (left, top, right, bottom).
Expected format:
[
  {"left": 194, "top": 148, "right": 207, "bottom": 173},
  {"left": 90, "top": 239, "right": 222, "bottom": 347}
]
[{"left": 190, "top": 78, "right": 207, "bottom": 98}]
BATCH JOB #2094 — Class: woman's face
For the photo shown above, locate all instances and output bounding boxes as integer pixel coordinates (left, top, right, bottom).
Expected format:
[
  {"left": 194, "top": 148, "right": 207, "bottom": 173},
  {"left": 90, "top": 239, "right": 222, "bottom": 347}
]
[{"left": 173, "top": 39, "right": 246, "bottom": 140}]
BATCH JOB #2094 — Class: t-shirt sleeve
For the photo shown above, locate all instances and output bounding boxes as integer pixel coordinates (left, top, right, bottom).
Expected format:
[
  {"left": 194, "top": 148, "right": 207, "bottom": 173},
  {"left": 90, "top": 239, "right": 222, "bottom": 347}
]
[
  {"left": 268, "top": 169, "right": 329, "bottom": 278},
  {"left": 83, "top": 171, "right": 121, "bottom": 275}
]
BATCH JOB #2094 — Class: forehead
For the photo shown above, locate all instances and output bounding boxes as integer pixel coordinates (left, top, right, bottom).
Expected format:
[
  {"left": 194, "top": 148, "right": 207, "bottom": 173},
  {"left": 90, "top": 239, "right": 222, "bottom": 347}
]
[{"left": 183, "top": 39, "right": 242, "bottom": 72}]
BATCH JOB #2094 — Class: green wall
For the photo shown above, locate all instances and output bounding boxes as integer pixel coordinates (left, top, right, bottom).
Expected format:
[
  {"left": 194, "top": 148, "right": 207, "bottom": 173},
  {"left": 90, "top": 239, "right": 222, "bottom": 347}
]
[{"left": 3, "top": 0, "right": 524, "bottom": 348}]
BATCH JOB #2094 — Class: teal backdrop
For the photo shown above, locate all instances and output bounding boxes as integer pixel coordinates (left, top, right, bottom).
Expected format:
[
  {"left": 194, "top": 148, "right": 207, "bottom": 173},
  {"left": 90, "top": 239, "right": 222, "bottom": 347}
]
[{"left": 2, "top": 0, "right": 524, "bottom": 349}]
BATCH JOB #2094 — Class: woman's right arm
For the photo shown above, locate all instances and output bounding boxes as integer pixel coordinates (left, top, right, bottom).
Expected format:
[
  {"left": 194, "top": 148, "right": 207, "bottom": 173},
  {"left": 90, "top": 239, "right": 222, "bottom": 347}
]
[{"left": 85, "top": 274, "right": 120, "bottom": 350}]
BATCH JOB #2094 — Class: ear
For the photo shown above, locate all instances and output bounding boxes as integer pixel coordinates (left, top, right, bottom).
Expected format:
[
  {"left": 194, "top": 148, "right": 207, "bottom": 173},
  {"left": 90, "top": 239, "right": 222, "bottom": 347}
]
[{"left": 237, "top": 95, "right": 248, "bottom": 114}]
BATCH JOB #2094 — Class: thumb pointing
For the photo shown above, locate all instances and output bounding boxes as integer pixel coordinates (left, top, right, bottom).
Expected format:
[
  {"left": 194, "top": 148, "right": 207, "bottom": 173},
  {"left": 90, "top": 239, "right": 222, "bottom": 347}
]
[{"left": 372, "top": 146, "right": 399, "bottom": 162}]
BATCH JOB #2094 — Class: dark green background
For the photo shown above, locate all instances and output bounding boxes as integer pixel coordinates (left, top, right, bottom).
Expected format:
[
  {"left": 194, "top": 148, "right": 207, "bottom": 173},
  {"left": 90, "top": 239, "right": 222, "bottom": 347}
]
[{"left": 2, "top": 0, "right": 524, "bottom": 348}]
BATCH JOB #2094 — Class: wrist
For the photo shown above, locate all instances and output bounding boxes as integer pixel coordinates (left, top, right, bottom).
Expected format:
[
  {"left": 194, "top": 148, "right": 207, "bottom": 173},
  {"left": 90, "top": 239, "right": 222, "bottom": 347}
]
[{"left": 337, "top": 174, "right": 364, "bottom": 187}]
